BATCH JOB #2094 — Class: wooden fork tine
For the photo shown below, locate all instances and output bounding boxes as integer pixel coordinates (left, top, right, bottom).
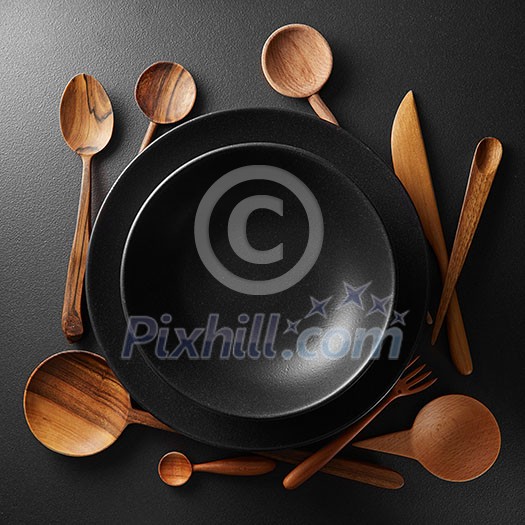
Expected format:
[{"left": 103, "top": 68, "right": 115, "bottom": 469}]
[
  {"left": 408, "top": 377, "right": 437, "bottom": 394},
  {"left": 402, "top": 364, "right": 426, "bottom": 383},
  {"left": 405, "top": 355, "right": 420, "bottom": 369},
  {"left": 407, "top": 369, "right": 432, "bottom": 386}
]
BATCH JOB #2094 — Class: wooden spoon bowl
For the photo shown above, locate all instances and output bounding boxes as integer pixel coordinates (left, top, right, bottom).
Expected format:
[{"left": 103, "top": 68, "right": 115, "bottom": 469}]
[
  {"left": 262, "top": 23, "right": 332, "bottom": 98},
  {"left": 158, "top": 452, "right": 193, "bottom": 486},
  {"left": 60, "top": 73, "right": 114, "bottom": 155},
  {"left": 135, "top": 61, "right": 196, "bottom": 151},
  {"left": 262, "top": 24, "right": 338, "bottom": 124},
  {"left": 24, "top": 350, "right": 171, "bottom": 456},
  {"left": 354, "top": 395, "right": 501, "bottom": 482}
]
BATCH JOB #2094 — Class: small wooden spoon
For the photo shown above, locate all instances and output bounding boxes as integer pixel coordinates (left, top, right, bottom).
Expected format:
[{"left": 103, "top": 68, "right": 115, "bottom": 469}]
[
  {"left": 431, "top": 137, "right": 503, "bottom": 343},
  {"left": 60, "top": 74, "right": 113, "bottom": 342},
  {"left": 262, "top": 24, "right": 339, "bottom": 125},
  {"left": 158, "top": 452, "right": 276, "bottom": 487},
  {"left": 353, "top": 395, "right": 501, "bottom": 482},
  {"left": 23, "top": 350, "right": 172, "bottom": 456},
  {"left": 135, "top": 61, "right": 197, "bottom": 152}
]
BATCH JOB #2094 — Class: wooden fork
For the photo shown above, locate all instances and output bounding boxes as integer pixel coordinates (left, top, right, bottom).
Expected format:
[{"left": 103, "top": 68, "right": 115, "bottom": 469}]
[{"left": 282, "top": 356, "right": 436, "bottom": 489}]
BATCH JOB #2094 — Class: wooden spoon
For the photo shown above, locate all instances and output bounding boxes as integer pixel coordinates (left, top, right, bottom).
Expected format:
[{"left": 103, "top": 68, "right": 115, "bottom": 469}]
[
  {"left": 23, "top": 350, "right": 172, "bottom": 456},
  {"left": 135, "top": 61, "right": 197, "bottom": 152},
  {"left": 353, "top": 395, "right": 501, "bottom": 482},
  {"left": 262, "top": 24, "right": 339, "bottom": 125},
  {"left": 60, "top": 74, "right": 114, "bottom": 342},
  {"left": 431, "top": 138, "right": 503, "bottom": 343},
  {"left": 158, "top": 452, "right": 276, "bottom": 486}
]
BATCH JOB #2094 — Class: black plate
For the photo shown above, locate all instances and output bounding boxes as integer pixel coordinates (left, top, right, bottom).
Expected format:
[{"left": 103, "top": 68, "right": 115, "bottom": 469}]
[
  {"left": 121, "top": 143, "right": 396, "bottom": 419},
  {"left": 87, "top": 108, "right": 429, "bottom": 449}
]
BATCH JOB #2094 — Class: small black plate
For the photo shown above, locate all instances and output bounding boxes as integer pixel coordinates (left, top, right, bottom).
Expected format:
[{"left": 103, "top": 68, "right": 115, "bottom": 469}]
[
  {"left": 121, "top": 143, "right": 396, "bottom": 419},
  {"left": 87, "top": 108, "right": 429, "bottom": 449}
]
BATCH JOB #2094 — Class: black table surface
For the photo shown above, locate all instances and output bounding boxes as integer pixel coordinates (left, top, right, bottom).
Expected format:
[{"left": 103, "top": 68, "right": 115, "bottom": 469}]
[{"left": 2, "top": 1, "right": 524, "bottom": 523}]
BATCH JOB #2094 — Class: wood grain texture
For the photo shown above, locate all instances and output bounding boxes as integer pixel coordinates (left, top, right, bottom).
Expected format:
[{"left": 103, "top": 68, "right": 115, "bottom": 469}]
[
  {"left": 158, "top": 452, "right": 193, "bottom": 486},
  {"left": 59, "top": 74, "right": 113, "bottom": 341},
  {"left": 391, "top": 91, "right": 473, "bottom": 375},
  {"left": 258, "top": 450, "right": 404, "bottom": 489},
  {"left": 262, "top": 24, "right": 339, "bottom": 125},
  {"left": 23, "top": 351, "right": 172, "bottom": 457},
  {"left": 432, "top": 137, "right": 502, "bottom": 342},
  {"left": 158, "top": 452, "right": 276, "bottom": 486},
  {"left": 353, "top": 395, "right": 501, "bottom": 482},
  {"left": 139, "top": 121, "right": 158, "bottom": 152},
  {"left": 192, "top": 456, "right": 276, "bottom": 476},
  {"left": 135, "top": 61, "right": 196, "bottom": 152},
  {"left": 282, "top": 357, "right": 436, "bottom": 489}
]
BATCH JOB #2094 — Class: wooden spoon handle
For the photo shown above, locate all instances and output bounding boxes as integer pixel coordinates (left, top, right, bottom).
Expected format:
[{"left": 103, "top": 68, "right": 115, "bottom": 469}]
[
  {"left": 61, "top": 155, "right": 92, "bottom": 342},
  {"left": 432, "top": 139, "right": 502, "bottom": 343},
  {"left": 308, "top": 93, "right": 339, "bottom": 125},
  {"left": 193, "top": 456, "right": 276, "bottom": 476},
  {"left": 139, "top": 121, "right": 158, "bottom": 153},
  {"left": 353, "top": 429, "right": 416, "bottom": 459},
  {"left": 283, "top": 393, "right": 394, "bottom": 489},
  {"left": 127, "top": 407, "right": 174, "bottom": 432},
  {"left": 258, "top": 450, "right": 404, "bottom": 489},
  {"left": 444, "top": 292, "right": 472, "bottom": 374}
]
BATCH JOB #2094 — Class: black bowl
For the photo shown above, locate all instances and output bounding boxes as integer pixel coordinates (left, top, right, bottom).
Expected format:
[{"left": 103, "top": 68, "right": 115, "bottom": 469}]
[
  {"left": 121, "top": 143, "right": 396, "bottom": 419},
  {"left": 87, "top": 108, "right": 429, "bottom": 449}
]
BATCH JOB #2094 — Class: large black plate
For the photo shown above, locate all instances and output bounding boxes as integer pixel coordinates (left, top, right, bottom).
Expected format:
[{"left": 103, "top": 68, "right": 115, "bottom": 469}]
[
  {"left": 86, "top": 108, "right": 429, "bottom": 449},
  {"left": 121, "top": 142, "right": 396, "bottom": 419}
]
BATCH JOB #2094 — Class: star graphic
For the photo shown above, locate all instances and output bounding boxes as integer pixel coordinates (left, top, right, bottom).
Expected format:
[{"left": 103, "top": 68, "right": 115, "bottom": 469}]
[
  {"left": 305, "top": 296, "right": 332, "bottom": 319},
  {"left": 367, "top": 295, "right": 391, "bottom": 317},
  {"left": 339, "top": 281, "right": 371, "bottom": 309},
  {"left": 390, "top": 310, "right": 409, "bottom": 326},
  {"left": 283, "top": 319, "right": 301, "bottom": 335}
]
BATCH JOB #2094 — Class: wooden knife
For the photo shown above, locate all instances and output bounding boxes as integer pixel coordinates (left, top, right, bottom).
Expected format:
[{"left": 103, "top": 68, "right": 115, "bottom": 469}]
[
  {"left": 391, "top": 91, "right": 473, "bottom": 375},
  {"left": 257, "top": 449, "right": 404, "bottom": 489}
]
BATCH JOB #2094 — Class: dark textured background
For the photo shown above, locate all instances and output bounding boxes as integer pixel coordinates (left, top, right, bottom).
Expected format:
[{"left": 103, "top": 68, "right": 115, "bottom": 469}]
[{"left": 1, "top": 0, "right": 524, "bottom": 523}]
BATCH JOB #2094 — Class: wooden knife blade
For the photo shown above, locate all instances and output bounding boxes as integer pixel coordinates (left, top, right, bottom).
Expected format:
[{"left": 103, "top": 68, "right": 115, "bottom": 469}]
[{"left": 391, "top": 91, "right": 473, "bottom": 375}]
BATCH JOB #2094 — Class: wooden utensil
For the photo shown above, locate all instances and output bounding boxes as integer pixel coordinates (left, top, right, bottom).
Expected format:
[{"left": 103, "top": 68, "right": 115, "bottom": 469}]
[
  {"left": 135, "top": 61, "right": 196, "bottom": 152},
  {"left": 391, "top": 91, "right": 473, "bottom": 375},
  {"left": 282, "top": 357, "right": 436, "bottom": 489},
  {"left": 23, "top": 350, "right": 400, "bottom": 488},
  {"left": 261, "top": 24, "right": 339, "bottom": 125},
  {"left": 258, "top": 450, "right": 404, "bottom": 489},
  {"left": 158, "top": 452, "right": 276, "bottom": 486},
  {"left": 60, "top": 74, "right": 113, "bottom": 342},
  {"left": 353, "top": 394, "right": 501, "bottom": 481},
  {"left": 23, "top": 350, "right": 172, "bottom": 456},
  {"left": 431, "top": 138, "right": 503, "bottom": 343}
]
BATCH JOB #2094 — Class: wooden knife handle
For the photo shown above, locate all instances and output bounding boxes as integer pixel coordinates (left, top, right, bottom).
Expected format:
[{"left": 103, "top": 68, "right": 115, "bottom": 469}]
[
  {"left": 61, "top": 155, "right": 91, "bottom": 342},
  {"left": 258, "top": 450, "right": 404, "bottom": 489}
]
